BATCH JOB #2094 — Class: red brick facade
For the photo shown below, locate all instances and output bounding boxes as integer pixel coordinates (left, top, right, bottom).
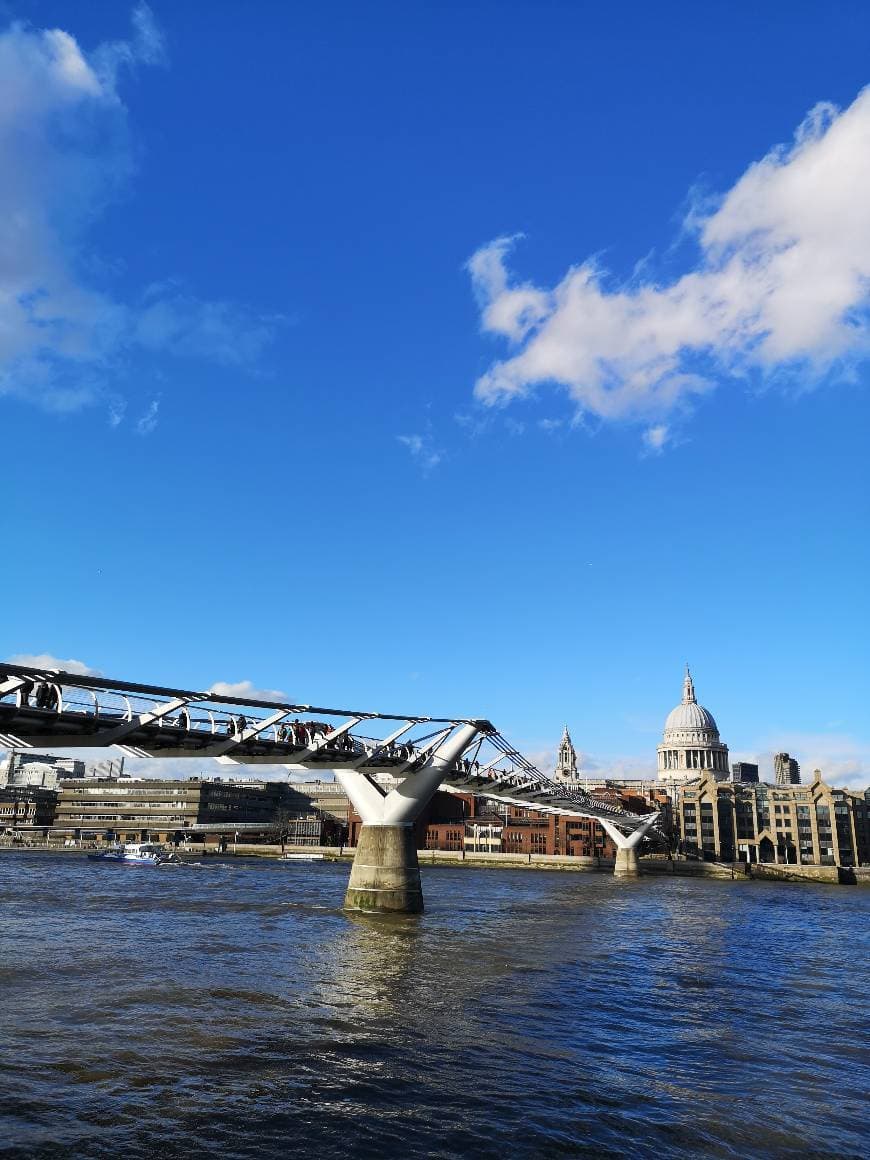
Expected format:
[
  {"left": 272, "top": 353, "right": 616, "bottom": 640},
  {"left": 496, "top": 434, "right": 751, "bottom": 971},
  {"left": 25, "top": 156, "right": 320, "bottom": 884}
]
[{"left": 347, "top": 789, "right": 659, "bottom": 857}]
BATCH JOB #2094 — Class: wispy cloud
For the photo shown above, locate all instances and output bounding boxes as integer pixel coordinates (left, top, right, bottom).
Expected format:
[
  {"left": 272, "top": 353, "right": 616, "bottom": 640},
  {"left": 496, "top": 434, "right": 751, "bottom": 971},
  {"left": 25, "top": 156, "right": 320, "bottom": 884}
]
[
  {"left": 209, "top": 679, "right": 289, "bottom": 704},
  {"left": 5, "top": 652, "right": 102, "bottom": 676},
  {"left": 468, "top": 87, "right": 870, "bottom": 439},
  {"left": 135, "top": 284, "right": 279, "bottom": 365},
  {"left": 397, "top": 432, "right": 443, "bottom": 473},
  {"left": 742, "top": 732, "right": 870, "bottom": 793},
  {"left": 537, "top": 417, "right": 564, "bottom": 434},
  {"left": 135, "top": 398, "right": 159, "bottom": 435},
  {"left": 642, "top": 424, "right": 670, "bottom": 454},
  {"left": 523, "top": 742, "right": 656, "bottom": 782},
  {"left": 0, "top": 6, "right": 277, "bottom": 421}
]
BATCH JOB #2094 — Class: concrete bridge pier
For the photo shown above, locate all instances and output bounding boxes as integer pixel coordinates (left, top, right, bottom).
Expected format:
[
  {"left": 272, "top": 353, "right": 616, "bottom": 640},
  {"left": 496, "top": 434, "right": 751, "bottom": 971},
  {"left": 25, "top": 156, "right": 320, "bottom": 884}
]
[
  {"left": 335, "top": 722, "right": 483, "bottom": 914},
  {"left": 600, "top": 814, "right": 659, "bottom": 878},
  {"left": 613, "top": 845, "right": 640, "bottom": 877},
  {"left": 344, "top": 825, "right": 423, "bottom": 912}
]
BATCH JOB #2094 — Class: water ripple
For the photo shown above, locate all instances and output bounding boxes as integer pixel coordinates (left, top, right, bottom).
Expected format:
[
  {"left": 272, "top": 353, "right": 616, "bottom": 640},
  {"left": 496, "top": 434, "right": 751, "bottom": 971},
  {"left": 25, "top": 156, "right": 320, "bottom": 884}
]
[{"left": 0, "top": 852, "right": 867, "bottom": 1160}]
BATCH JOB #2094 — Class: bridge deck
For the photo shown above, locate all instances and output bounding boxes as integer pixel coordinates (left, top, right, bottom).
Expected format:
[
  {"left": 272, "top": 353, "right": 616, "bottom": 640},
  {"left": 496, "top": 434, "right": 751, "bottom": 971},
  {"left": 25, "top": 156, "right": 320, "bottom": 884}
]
[{"left": 0, "top": 662, "right": 655, "bottom": 832}]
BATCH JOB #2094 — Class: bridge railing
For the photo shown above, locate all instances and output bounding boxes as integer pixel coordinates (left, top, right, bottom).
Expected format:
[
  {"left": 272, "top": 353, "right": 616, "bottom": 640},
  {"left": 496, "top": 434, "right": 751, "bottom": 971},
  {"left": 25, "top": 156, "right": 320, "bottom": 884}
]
[{"left": 0, "top": 662, "right": 651, "bottom": 824}]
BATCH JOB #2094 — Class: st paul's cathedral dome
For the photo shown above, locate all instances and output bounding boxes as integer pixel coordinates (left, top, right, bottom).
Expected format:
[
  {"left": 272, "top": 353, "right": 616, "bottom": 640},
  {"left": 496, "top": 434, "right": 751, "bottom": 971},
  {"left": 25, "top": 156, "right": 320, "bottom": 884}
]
[{"left": 657, "top": 668, "right": 729, "bottom": 781}]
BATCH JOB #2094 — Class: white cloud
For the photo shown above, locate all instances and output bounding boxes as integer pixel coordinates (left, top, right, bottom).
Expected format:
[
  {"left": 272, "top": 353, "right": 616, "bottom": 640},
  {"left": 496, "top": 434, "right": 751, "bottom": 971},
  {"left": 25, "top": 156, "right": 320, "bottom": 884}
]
[
  {"left": 0, "top": 6, "right": 275, "bottom": 419},
  {"left": 108, "top": 397, "right": 126, "bottom": 427},
  {"left": 537, "top": 417, "right": 563, "bottom": 433},
  {"left": 0, "top": 747, "right": 302, "bottom": 783},
  {"left": 135, "top": 398, "right": 159, "bottom": 435},
  {"left": 134, "top": 288, "right": 278, "bottom": 365},
  {"left": 5, "top": 652, "right": 102, "bottom": 676},
  {"left": 122, "top": 757, "right": 297, "bottom": 782},
  {"left": 469, "top": 86, "right": 870, "bottom": 434},
  {"left": 523, "top": 742, "right": 656, "bottom": 782},
  {"left": 397, "top": 432, "right": 443, "bottom": 473},
  {"left": 642, "top": 424, "right": 670, "bottom": 453},
  {"left": 745, "top": 732, "right": 870, "bottom": 793},
  {"left": 208, "top": 680, "right": 289, "bottom": 704}
]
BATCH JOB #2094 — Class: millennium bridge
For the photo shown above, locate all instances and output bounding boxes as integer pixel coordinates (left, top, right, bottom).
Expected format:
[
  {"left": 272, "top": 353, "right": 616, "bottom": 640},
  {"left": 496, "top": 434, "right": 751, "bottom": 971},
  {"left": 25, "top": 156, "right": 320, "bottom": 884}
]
[{"left": 0, "top": 661, "right": 658, "bottom": 911}]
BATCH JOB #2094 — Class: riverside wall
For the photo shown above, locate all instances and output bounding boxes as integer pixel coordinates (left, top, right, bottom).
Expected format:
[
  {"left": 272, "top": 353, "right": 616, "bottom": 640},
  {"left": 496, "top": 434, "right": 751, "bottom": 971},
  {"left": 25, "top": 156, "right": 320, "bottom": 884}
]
[
  {"left": 232, "top": 844, "right": 869, "bottom": 883},
  {"left": 229, "top": 843, "right": 614, "bottom": 871},
  {"left": 3, "top": 841, "right": 867, "bottom": 884},
  {"left": 640, "top": 856, "right": 870, "bottom": 885}
]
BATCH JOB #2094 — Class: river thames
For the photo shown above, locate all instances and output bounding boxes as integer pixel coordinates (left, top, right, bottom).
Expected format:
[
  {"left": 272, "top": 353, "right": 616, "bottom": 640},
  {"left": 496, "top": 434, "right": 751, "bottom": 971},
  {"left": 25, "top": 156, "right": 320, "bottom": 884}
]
[{"left": 0, "top": 853, "right": 867, "bottom": 1159}]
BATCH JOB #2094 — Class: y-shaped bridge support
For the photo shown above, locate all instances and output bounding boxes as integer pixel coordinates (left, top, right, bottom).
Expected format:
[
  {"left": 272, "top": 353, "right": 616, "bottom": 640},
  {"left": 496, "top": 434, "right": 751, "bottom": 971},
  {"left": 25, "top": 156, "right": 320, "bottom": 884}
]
[
  {"left": 335, "top": 722, "right": 482, "bottom": 913},
  {"left": 599, "top": 814, "right": 659, "bottom": 877}
]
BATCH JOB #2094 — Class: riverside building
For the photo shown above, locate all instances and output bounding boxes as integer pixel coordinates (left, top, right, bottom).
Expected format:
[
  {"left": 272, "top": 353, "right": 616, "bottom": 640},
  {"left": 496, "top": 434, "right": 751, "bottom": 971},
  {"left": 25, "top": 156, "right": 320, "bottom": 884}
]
[
  {"left": 52, "top": 776, "right": 314, "bottom": 844},
  {"left": 654, "top": 666, "right": 869, "bottom": 865},
  {"left": 349, "top": 789, "right": 655, "bottom": 861},
  {"left": 676, "top": 768, "right": 870, "bottom": 866},
  {"left": 0, "top": 785, "right": 58, "bottom": 836}
]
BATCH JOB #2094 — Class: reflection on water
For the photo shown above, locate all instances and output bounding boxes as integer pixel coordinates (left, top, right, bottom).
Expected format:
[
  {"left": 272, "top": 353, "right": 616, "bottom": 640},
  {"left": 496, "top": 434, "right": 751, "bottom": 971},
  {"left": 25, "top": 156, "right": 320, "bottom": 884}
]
[{"left": 0, "top": 853, "right": 867, "bottom": 1159}]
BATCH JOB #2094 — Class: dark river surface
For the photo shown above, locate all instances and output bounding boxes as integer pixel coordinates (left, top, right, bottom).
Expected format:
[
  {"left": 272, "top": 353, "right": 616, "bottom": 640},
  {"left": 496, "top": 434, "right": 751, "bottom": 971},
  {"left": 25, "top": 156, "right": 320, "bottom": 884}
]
[{"left": 1, "top": 853, "right": 867, "bottom": 1160}]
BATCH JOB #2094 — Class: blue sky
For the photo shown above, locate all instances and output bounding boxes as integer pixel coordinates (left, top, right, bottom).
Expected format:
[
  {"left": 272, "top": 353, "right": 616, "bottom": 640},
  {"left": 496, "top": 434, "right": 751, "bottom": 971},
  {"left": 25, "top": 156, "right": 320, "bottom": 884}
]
[{"left": 2, "top": 1, "right": 869, "bottom": 786}]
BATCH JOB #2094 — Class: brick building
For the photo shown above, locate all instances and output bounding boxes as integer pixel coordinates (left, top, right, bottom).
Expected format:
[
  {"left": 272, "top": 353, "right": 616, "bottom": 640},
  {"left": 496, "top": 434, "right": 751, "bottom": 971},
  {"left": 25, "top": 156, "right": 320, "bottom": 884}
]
[{"left": 348, "top": 789, "right": 658, "bottom": 859}]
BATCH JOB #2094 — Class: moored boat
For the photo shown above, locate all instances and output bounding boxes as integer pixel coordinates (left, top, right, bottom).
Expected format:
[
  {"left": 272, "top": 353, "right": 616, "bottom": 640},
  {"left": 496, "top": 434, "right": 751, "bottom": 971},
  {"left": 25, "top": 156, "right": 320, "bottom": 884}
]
[{"left": 87, "top": 842, "right": 172, "bottom": 865}]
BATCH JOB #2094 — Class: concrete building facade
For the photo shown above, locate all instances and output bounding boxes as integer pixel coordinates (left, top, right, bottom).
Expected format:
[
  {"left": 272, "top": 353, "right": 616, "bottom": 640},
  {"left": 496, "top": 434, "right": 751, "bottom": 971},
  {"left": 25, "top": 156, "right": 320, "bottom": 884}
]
[
  {"left": 676, "top": 769, "right": 870, "bottom": 866},
  {"left": 0, "top": 785, "right": 58, "bottom": 834},
  {"left": 53, "top": 777, "right": 303, "bottom": 843},
  {"left": 2, "top": 752, "right": 86, "bottom": 788}
]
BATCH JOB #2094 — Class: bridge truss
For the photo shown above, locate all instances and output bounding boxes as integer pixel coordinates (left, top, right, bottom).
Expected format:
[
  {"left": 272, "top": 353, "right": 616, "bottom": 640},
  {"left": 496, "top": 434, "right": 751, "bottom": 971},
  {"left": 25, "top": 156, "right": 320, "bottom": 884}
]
[{"left": 0, "top": 660, "right": 654, "bottom": 834}]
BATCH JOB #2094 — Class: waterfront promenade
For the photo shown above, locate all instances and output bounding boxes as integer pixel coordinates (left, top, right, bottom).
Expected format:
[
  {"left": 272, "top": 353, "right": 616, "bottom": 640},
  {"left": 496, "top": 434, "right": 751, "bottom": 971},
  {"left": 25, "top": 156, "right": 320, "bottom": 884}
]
[{"left": 1, "top": 851, "right": 867, "bottom": 1159}]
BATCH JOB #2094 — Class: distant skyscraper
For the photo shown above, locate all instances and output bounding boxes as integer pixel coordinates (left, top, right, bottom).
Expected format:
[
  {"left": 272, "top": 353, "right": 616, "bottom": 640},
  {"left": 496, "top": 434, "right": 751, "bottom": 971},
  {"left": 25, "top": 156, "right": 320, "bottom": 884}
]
[
  {"left": 732, "top": 762, "right": 760, "bottom": 784},
  {"left": 774, "top": 752, "right": 801, "bottom": 785},
  {"left": 554, "top": 726, "right": 579, "bottom": 783}
]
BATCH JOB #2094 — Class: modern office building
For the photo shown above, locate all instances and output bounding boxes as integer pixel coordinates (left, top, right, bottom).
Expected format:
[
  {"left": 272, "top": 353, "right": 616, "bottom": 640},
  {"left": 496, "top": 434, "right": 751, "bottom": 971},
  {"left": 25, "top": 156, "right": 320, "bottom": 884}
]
[
  {"left": 286, "top": 779, "right": 350, "bottom": 822},
  {"left": 732, "top": 762, "right": 760, "bottom": 784},
  {"left": 1, "top": 752, "right": 86, "bottom": 788},
  {"left": 52, "top": 776, "right": 304, "bottom": 843},
  {"left": 0, "top": 785, "right": 59, "bottom": 834},
  {"left": 774, "top": 752, "right": 801, "bottom": 785}
]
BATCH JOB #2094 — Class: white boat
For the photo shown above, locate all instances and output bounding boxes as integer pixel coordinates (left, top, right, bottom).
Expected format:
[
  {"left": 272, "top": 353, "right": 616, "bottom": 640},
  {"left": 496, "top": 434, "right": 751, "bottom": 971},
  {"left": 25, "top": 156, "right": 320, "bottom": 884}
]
[
  {"left": 280, "top": 852, "right": 325, "bottom": 861},
  {"left": 88, "top": 842, "right": 172, "bottom": 865}
]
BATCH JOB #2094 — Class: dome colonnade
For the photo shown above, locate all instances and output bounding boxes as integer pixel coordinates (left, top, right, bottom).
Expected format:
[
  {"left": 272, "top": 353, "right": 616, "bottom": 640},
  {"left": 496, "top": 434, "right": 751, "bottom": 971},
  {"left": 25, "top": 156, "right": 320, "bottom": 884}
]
[{"left": 657, "top": 669, "right": 729, "bottom": 783}]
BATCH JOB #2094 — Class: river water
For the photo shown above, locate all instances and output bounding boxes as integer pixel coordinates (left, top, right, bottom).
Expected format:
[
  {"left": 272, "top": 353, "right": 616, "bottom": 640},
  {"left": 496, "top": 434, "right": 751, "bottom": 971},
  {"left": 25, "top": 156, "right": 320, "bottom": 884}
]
[{"left": 0, "top": 853, "right": 867, "bottom": 1159}]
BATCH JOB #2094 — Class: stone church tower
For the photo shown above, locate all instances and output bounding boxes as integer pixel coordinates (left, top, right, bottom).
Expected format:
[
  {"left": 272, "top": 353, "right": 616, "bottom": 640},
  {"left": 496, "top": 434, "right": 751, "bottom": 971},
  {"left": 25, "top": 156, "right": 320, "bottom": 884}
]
[{"left": 554, "top": 725, "right": 580, "bottom": 783}]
